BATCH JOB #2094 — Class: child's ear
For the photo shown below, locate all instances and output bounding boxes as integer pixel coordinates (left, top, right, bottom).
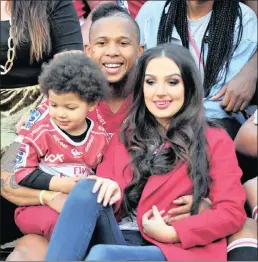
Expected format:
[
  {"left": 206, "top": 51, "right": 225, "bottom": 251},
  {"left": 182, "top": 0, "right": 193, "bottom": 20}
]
[{"left": 88, "top": 102, "right": 98, "bottom": 112}]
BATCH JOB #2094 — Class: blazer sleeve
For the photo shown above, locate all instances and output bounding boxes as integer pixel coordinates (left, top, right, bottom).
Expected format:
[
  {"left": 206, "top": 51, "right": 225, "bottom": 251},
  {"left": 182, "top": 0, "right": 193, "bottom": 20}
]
[
  {"left": 96, "top": 134, "right": 131, "bottom": 212},
  {"left": 49, "top": 0, "right": 83, "bottom": 53},
  {"left": 172, "top": 130, "right": 247, "bottom": 249}
]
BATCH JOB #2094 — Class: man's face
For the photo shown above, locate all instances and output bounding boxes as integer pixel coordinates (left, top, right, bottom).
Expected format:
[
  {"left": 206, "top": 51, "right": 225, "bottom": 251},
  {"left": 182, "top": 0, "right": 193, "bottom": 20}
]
[{"left": 86, "top": 16, "right": 144, "bottom": 84}]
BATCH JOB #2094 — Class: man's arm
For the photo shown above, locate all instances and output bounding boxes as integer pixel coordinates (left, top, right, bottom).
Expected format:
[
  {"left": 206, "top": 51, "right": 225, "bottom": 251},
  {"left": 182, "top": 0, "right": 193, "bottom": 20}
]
[{"left": 0, "top": 142, "right": 63, "bottom": 207}]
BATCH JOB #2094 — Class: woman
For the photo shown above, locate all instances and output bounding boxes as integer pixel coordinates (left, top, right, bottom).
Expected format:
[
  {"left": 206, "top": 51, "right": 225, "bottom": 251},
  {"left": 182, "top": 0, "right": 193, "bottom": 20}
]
[
  {"left": 136, "top": 0, "right": 257, "bottom": 139},
  {"left": 0, "top": 0, "right": 83, "bottom": 256},
  {"left": 45, "top": 44, "right": 246, "bottom": 261},
  {"left": 0, "top": 0, "right": 83, "bottom": 158}
]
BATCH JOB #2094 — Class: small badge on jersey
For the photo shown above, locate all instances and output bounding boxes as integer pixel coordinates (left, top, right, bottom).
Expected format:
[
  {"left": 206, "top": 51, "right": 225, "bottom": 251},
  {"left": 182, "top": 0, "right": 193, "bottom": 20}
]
[
  {"left": 15, "top": 144, "right": 29, "bottom": 169},
  {"left": 22, "top": 109, "right": 42, "bottom": 130}
]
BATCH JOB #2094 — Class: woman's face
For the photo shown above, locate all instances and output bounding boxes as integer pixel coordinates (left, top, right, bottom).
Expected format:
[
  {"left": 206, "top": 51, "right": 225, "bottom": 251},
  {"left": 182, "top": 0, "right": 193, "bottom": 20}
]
[{"left": 143, "top": 56, "right": 185, "bottom": 129}]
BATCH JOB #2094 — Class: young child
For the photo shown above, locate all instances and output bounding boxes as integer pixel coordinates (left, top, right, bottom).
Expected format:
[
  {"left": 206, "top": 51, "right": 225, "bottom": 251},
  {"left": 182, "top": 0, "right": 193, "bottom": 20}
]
[{"left": 14, "top": 51, "right": 109, "bottom": 240}]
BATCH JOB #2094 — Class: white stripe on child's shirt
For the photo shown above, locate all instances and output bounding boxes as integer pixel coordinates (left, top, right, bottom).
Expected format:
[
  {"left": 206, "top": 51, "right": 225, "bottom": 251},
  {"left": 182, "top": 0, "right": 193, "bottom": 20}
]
[
  {"left": 252, "top": 206, "right": 258, "bottom": 221},
  {"left": 227, "top": 238, "right": 258, "bottom": 252}
]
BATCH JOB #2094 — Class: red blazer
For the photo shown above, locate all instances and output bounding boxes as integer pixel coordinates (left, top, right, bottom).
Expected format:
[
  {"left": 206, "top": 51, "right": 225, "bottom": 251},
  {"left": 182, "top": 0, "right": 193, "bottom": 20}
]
[{"left": 96, "top": 127, "right": 246, "bottom": 260}]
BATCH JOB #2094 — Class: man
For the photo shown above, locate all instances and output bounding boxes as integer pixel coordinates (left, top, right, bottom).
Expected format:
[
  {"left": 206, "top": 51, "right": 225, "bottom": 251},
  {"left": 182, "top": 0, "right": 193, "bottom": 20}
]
[{"left": 1, "top": 4, "right": 143, "bottom": 261}]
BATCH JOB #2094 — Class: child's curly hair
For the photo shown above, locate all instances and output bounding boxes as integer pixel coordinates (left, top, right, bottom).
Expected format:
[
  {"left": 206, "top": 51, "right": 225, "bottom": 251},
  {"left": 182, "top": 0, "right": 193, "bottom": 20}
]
[{"left": 39, "top": 51, "right": 108, "bottom": 103}]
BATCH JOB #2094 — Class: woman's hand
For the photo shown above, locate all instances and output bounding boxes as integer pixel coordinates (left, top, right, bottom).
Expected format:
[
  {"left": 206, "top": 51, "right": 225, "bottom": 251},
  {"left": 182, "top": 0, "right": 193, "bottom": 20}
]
[
  {"left": 87, "top": 175, "right": 121, "bottom": 206},
  {"left": 142, "top": 206, "right": 179, "bottom": 243},
  {"left": 163, "top": 195, "right": 212, "bottom": 223}
]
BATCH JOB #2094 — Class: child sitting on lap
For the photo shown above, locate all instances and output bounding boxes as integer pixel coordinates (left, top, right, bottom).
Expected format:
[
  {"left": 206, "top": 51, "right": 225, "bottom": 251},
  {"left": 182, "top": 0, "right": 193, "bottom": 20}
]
[{"left": 14, "top": 52, "right": 108, "bottom": 240}]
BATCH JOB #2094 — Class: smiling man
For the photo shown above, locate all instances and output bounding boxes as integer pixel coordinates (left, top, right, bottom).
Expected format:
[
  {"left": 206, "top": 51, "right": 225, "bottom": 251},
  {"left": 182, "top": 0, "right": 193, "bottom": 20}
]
[{"left": 84, "top": 4, "right": 143, "bottom": 138}]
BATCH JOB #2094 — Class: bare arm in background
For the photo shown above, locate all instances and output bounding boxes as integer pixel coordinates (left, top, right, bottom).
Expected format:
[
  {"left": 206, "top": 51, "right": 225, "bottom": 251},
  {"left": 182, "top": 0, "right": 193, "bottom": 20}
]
[{"left": 211, "top": 0, "right": 257, "bottom": 111}]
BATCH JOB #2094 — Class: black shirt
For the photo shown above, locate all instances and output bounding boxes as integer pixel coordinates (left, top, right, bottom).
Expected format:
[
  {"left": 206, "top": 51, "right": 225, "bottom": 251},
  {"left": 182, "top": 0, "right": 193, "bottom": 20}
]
[{"left": 0, "top": 0, "right": 83, "bottom": 88}]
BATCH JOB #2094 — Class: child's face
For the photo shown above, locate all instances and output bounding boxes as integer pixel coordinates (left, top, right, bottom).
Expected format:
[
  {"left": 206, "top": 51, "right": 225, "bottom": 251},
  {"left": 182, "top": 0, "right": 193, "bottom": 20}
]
[{"left": 48, "top": 90, "right": 96, "bottom": 135}]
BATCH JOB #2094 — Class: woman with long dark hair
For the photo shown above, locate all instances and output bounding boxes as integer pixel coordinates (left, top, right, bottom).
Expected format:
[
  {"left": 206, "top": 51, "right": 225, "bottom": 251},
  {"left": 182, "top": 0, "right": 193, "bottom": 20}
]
[
  {"left": 136, "top": 0, "right": 257, "bottom": 139},
  {"left": 44, "top": 44, "right": 246, "bottom": 261}
]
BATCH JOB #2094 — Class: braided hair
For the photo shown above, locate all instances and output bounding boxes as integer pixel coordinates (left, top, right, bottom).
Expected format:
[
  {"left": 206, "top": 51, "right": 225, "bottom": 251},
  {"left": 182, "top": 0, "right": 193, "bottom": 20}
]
[{"left": 157, "top": 0, "right": 243, "bottom": 96}]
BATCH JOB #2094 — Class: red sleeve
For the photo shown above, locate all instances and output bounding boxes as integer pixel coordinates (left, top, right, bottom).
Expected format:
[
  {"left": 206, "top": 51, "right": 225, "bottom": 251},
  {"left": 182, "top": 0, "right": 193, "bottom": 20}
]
[
  {"left": 96, "top": 134, "right": 131, "bottom": 212},
  {"left": 172, "top": 129, "right": 247, "bottom": 249},
  {"left": 14, "top": 136, "right": 42, "bottom": 184},
  {"left": 96, "top": 134, "right": 117, "bottom": 180}
]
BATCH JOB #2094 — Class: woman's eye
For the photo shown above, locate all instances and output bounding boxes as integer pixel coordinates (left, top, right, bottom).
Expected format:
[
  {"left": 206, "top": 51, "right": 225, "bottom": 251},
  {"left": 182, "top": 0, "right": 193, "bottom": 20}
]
[
  {"left": 168, "top": 79, "right": 179, "bottom": 85},
  {"left": 67, "top": 107, "right": 76, "bottom": 110},
  {"left": 50, "top": 104, "right": 57, "bottom": 107},
  {"left": 145, "top": 79, "right": 156, "bottom": 85}
]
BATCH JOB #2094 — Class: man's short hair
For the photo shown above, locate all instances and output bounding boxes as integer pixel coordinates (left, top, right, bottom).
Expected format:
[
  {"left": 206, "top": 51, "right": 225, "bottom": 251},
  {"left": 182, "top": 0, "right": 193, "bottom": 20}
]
[{"left": 90, "top": 3, "right": 140, "bottom": 44}]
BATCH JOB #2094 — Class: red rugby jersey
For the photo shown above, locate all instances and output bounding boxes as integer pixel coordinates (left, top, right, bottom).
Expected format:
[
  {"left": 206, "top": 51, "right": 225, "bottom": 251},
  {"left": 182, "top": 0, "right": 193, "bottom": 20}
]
[{"left": 15, "top": 112, "right": 108, "bottom": 183}]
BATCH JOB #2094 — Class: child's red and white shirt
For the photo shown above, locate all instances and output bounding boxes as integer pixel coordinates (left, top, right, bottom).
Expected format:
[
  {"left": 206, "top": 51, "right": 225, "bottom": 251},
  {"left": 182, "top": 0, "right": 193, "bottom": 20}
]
[{"left": 15, "top": 109, "right": 108, "bottom": 183}]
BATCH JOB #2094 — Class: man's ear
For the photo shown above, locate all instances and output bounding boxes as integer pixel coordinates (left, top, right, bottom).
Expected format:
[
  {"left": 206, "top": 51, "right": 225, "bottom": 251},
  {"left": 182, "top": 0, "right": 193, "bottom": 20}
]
[
  {"left": 138, "top": 45, "right": 145, "bottom": 58},
  {"left": 85, "top": 44, "right": 91, "bottom": 57}
]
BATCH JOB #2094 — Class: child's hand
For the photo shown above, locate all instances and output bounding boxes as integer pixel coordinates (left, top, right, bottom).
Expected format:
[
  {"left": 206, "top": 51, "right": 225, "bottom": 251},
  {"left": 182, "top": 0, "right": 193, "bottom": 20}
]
[
  {"left": 142, "top": 206, "right": 179, "bottom": 243},
  {"left": 87, "top": 175, "right": 121, "bottom": 207},
  {"left": 44, "top": 191, "right": 68, "bottom": 213}
]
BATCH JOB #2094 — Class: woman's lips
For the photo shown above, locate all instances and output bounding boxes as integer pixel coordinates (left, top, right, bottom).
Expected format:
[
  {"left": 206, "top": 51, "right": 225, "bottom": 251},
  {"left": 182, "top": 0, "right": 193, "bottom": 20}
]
[{"left": 153, "top": 101, "right": 172, "bottom": 109}]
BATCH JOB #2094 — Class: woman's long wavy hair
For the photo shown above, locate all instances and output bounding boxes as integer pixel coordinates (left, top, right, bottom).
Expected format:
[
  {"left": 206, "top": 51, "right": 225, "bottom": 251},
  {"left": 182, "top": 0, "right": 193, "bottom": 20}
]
[
  {"left": 6, "top": 1, "right": 56, "bottom": 63},
  {"left": 157, "top": 0, "right": 243, "bottom": 97},
  {"left": 121, "top": 44, "right": 210, "bottom": 217}
]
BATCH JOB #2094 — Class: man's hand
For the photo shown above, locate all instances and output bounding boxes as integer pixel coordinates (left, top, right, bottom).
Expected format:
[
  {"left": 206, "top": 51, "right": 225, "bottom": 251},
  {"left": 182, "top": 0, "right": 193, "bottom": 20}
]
[
  {"left": 87, "top": 175, "right": 121, "bottom": 206},
  {"left": 211, "top": 68, "right": 257, "bottom": 112},
  {"left": 163, "top": 195, "right": 212, "bottom": 223},
  {"left": 142, "top": 206, "right": 178, "bottom": 243}
]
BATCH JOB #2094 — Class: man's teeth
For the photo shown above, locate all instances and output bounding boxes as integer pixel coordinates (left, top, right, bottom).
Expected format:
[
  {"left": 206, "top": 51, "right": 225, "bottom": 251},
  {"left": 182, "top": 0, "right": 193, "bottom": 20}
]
[{"left": 104, "top": 64, "right": 121, "bottom": 68}]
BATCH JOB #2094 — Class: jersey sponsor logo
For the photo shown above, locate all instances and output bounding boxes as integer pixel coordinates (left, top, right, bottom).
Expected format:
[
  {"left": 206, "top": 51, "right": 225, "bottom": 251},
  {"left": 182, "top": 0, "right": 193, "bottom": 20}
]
[
  {"left": 73, "top": 166, "right": 94, "bottom": 177},
  {"left": 30, "top": 124, "right": 50, "bottom": 136},
  {"left": 15, "top": 144, "right": 29, "bottom": 169},
  {"left": 96, "top": 109, "right": 106, "bottom": 126},
  {"left": 53, "top": 135, "right": 68, "bottom": 149},
  {"left": 23, "top": 109, "right": 42, "bottom": 130},
  {"left": 44, "top": 153, "right": 64, "bottom": 163},
  {"left": 85, "top": 135, "right": 94, "bottom": 152},
  {"left": 71, "top": 148, "right": 83, "bottom": 157}
]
